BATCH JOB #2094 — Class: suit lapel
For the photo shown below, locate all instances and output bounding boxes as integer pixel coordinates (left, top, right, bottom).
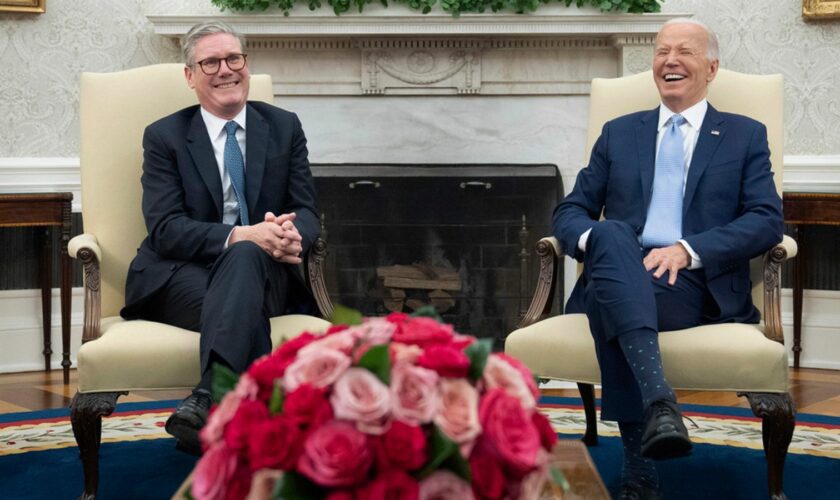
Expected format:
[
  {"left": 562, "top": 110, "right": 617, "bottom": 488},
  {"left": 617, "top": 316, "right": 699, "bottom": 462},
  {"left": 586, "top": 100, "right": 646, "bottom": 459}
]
[
  {"left": 186, "top": 109, "right": 224, "bottom": 218},
  {"left": 635, "top": 107, "right": 659, "bottom": 213},
  {"left": 245, "top": 103, "right": 268, "bottom": 219},
  {"left": 683, "top": 104, "right": 725, "bottom": 215}
]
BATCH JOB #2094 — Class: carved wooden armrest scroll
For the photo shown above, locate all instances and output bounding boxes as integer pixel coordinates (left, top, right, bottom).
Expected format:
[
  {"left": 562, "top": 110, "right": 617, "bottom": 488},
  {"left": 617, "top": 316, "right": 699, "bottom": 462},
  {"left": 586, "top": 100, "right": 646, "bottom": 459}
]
[
  {"left": 68, "top": 234, "right": 102, "bottom": 344},
  {"left": 307, "top": 236, "right": 335, "bottom": 320},
  {"left": 762, "top": 235, "right": 798, "bottom": 344},
  {"left": 517, "top": 236, "right": 562, "bottom": 329}
]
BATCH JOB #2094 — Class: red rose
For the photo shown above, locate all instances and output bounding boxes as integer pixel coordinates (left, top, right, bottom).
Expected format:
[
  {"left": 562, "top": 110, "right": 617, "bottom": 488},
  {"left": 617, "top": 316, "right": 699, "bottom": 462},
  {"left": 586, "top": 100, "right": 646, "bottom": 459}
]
[
  {"left": 469, "top": 444, "right": 506, "bottom": 500},
  {"left": 248, "top": 332, "right": 319, "bottom": 400},
  {"left": 325, "top": 324, "right": 351, "bottom": 335},
  {"left": 325, "top": 491, "right": 354, "bottom": 500},
  {"left": 531, "top": 411, "right": 558, "bottom": 451},
  {"left": 385, "top": 312, "right": 410, "bottom": 325},
  {"left": 357, "top": 469, "right": 419, "bottom": 500},
  {"left": 224, "top": 461, "right": 252, "bottom": 500},
  {"left": 297, "top": 421, "right": 373, "bottom": 487},
  {"left": 478, "top": 389, "right": 541, "bottom": 478},
  {"left": 224, "top": 400, "right": 270, "bottom": 452},
  {"left": 247, "top": 415, "right": 302, "bottom": 471},
  {"left": 417, "top": 345, "right": 470, "bottom": 378},
  {"left": 376, "top": 420, "right": 427, "bottom": 471},
  {"left": 392, "top": 317, "right": 454, "bottom": 349},
  {"left": 283, "top": 384, "right": 333, "bottom": 431}
]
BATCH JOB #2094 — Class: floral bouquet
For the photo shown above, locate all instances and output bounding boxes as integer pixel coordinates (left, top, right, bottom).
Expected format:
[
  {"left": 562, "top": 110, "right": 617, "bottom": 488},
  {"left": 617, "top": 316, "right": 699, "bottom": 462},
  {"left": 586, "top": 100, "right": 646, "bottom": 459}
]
[{"left": 189, "top": 308, "right": 565, "bottom": 499}]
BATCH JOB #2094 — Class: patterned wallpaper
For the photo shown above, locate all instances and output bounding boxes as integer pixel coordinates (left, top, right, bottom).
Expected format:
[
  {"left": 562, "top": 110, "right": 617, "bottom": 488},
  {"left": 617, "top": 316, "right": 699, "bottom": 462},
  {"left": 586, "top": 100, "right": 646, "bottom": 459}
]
[{"left": 0, "top": 0, "right": 838, "bottom": 157}]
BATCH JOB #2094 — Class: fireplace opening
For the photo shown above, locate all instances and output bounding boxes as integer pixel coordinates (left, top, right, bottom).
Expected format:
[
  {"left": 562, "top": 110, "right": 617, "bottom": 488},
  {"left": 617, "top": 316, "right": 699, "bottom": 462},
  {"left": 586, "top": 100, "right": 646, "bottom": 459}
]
[{"left": 312, "top": 164, "right": 563, "bottom": 349}]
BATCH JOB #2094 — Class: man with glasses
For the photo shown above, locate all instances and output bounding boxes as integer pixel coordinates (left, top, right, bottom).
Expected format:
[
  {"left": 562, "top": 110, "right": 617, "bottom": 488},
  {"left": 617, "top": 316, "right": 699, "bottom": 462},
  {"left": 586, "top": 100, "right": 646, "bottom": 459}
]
[{"left": 121, "top": 21, "right": 319, "bottom": 455}]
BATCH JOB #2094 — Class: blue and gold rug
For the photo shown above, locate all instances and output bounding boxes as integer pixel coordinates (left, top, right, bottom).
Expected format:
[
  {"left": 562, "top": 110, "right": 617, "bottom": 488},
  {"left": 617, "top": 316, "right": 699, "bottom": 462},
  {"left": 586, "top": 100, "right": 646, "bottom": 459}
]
[{"left": 1, "top": 398, "right": 838, "bottom": 499}]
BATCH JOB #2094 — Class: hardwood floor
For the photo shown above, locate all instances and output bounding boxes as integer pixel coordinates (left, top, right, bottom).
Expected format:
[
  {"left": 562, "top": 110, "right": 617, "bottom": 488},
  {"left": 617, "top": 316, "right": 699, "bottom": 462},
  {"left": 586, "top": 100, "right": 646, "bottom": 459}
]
[{"left": 1, "top": 367, "right": 839, "bottom": 417}]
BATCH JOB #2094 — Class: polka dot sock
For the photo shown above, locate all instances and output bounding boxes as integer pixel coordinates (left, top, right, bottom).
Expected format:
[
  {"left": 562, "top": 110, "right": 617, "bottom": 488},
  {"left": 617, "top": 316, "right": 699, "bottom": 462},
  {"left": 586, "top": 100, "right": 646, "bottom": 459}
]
[
  {"left": 619, "top": 421, "right": 659, "bottom": 488},
  {"left": 617, "top": 328, "right": 676, "bottom": 408}
]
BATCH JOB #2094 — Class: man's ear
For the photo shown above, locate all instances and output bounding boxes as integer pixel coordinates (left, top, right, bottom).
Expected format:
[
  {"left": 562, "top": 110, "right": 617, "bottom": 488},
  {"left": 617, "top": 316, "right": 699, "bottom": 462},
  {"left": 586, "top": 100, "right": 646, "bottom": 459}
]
[
  {"left": 184, "top": 65, "right": 195, "bottom": 90},
  {"left": 707, "top": 59, "right": 720, "bottom": 84}
]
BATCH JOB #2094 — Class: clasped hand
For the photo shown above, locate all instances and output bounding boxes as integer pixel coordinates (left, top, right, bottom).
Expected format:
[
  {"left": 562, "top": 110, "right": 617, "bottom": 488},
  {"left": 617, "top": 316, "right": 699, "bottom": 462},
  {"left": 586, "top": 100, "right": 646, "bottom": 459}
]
[
  {"left": 643, "top": 243, "right": 691, "bottom": 285},
  {"left": 230, "top": 212, "right": 304, "bottom": 264}
]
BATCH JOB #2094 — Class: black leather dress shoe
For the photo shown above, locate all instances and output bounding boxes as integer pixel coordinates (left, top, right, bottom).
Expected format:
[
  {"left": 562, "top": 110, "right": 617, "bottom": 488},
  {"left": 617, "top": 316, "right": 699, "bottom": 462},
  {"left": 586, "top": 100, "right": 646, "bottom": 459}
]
[
  {"left": 618, "top": 481, "right": 661, "bottom": 500},
  {"left": 640, "top": 400, "right": 692, "bottom": 460},
  {"left": 165, "top": 388, "right": 213, "bottom": 456}
]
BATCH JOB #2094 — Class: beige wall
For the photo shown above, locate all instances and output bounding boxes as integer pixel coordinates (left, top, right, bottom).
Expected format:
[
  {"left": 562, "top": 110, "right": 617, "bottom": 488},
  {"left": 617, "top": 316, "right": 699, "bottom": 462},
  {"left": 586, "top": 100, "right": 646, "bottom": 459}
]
[{"left": 0, "top": 0, "right": 838, "bottom": 157}]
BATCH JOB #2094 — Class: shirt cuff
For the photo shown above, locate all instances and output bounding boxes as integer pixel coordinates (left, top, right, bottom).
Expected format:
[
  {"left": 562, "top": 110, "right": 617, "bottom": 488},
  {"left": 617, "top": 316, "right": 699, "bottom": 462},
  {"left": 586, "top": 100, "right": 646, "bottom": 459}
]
[
  {"left": 578, "top": 229, "right": 592, "bottom": 253},
  {"left": 224, "top": 228, "right": 235, "bottom": 250},
  {"left": 678, "top": 239, "right": 703, "bottom": 269}
]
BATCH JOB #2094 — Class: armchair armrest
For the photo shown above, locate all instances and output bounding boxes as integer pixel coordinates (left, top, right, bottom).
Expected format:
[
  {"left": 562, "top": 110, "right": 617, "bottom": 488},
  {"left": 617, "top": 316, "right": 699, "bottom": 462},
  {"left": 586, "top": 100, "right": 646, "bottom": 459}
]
[
  {"left": 762, "top": 235, "right": 798, "bottom": 344},
  {"left": 517, "top": 236, "right": 564, "bottom": 329},
  {"left": 68, "top": 233, "right": 103, "bottom": 343},
  {"left": 306, "top": 236, "right": 334, "bottom": 319}
]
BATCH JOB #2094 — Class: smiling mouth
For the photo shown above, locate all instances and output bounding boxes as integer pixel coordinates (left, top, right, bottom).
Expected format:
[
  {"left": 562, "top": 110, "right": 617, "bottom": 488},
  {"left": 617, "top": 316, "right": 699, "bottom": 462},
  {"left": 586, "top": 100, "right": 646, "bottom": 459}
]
[
  {"left": 663, "top": 74, "right": 686, "bottom": 82},
  {"left": 215, "top": 81, "right": 238, "bottom": 89}
]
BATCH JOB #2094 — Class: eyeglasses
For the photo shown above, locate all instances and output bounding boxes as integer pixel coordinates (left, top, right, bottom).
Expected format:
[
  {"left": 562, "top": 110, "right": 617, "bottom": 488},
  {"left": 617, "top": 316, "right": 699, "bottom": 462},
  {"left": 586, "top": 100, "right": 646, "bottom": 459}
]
[{"left": 194, "top": 53, "right": 248, "bottom": 76}]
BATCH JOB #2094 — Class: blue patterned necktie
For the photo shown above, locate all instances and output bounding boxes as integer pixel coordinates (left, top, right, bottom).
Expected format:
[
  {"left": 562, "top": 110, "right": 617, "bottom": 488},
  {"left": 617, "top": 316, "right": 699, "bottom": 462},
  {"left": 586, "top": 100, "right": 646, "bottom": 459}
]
[
  {"left": 641, "top": 114, "right": 686, "bottom": 249},
  {"left": 223, "top": 121, "right": 249, "bottom": 226}
]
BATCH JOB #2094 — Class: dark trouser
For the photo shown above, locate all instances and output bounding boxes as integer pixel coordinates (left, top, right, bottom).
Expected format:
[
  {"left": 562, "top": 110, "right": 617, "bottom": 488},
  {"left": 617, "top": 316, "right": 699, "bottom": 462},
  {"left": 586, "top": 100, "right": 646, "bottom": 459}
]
[
  {"left": 137, "top": 241, "right": 289, "bottom": 381},
  {"left": 582, "top": 220, "right": 715, "bottom": 422}
]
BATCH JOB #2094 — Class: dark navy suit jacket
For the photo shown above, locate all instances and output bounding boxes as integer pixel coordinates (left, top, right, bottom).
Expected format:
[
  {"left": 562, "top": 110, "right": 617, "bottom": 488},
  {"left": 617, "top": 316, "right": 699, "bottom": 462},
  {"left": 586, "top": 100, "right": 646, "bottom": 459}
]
[
  {"left": 554, "top": 104, "right": 783, "bottom": 324},
  {"left": 122, "top": 101, "right": 319, "bottom": 314}
]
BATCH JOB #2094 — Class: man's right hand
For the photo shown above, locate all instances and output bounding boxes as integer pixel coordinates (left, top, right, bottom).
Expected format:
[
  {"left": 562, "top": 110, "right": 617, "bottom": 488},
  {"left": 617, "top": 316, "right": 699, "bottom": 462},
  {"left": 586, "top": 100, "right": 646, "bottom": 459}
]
[{"left": 229, "top": 212, "right": 303, "bottom": 264}]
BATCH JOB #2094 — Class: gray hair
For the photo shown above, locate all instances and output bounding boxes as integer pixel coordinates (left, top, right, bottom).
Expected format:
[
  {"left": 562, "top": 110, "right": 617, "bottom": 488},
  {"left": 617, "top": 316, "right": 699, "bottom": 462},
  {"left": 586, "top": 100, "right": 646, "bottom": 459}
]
[
  {"left": 660, "top": 17, "right": 720, "bottom": 61},
  {"left": 181, "top": 21, "right": 246, "bottom": 67}
]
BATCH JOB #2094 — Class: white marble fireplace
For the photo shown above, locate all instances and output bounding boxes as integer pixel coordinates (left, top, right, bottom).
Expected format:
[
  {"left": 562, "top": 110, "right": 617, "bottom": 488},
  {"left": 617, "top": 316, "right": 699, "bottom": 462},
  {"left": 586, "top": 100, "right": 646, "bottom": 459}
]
[{"left": 149, "top": 6, "right": 683, "bottom": 299}]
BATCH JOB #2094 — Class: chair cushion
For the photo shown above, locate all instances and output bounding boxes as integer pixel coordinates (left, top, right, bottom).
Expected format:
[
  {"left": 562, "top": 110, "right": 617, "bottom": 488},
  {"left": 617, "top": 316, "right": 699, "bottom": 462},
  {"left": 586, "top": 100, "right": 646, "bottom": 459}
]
[
  {"left": 77, "top": 315, "right": 331, "bottom": 393},
  {"left": 505, "top": 313, "right": 788, "bottom": 393}
]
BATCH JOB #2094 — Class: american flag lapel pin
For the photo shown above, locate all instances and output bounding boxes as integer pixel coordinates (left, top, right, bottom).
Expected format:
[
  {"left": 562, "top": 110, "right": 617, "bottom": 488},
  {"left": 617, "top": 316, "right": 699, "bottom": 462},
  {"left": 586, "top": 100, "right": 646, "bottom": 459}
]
[{"left": 711, "top": 130, "right": 720, "bottom": 136}]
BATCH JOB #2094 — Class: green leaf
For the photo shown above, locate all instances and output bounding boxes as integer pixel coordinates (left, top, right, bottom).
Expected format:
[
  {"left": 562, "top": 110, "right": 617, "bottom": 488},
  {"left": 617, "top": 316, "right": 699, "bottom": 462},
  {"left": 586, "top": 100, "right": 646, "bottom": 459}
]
[
  {"left": 550, "top": 466, "right": 571, "bottom": 492},
  {"left": 416, "top": 426, "right": 459, "bottom": 479},
  {"left": 442, "top": 446, "right": 472, "bottom": 482},
  {"left": 329, "top": 304, "right": 364, "bottom": 326},
  {"left": 211, "top": 363, "right": 240, "bottom": 403},
  {"left": 464, "top": 337, "right": 493, "bottom": 382},
  {"left": 182, "top": 483, "right": 195, "bottom": 499},
  {"left": 409, "top": 304, "right": 443, "bottom": 322},
  {"left": 268, "top": 380, "right": 284, "bottom": 415},
  {"left": 357, "top": 344, "right": 391, "bottom": 385},
  {"left": 271, "top": 471, "right": 326, "bottom": 499}
]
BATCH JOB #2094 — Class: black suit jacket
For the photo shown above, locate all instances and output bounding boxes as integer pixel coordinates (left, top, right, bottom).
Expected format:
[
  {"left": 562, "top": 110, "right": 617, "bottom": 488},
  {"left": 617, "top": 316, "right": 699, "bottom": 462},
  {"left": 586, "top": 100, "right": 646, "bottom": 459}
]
[{"left": 123, "top": 101, "right": 319, "bottom": 313}]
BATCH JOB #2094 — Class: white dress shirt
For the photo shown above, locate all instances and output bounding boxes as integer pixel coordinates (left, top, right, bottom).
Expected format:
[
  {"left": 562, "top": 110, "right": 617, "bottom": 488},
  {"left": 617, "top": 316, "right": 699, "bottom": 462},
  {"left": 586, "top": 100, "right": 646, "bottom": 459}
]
[
  {"left": 200, "top": 106, "right": 248, "bottom": 226},
  {"left": 577, "top": 99, "right": 708, "bottom": 269}
]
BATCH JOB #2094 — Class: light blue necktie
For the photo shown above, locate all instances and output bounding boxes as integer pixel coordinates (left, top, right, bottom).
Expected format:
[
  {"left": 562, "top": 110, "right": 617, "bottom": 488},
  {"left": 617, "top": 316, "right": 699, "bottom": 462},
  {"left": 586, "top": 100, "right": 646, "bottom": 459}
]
[
  {"left": 641, "top": 114, "right": 686, "bottom": 249},
  {"left": 223, "top": 121, "right": 249, "bottom": 226}
]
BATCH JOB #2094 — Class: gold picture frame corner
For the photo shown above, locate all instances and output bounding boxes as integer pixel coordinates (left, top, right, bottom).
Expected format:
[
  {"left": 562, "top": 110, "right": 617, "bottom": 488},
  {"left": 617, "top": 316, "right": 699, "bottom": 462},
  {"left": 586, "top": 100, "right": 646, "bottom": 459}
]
[
  {"left": 802, "top": 0, "right": 840, "bottom": 20},
  {"left": 0, "top": 0, "right": 46, "bottom": 14}
]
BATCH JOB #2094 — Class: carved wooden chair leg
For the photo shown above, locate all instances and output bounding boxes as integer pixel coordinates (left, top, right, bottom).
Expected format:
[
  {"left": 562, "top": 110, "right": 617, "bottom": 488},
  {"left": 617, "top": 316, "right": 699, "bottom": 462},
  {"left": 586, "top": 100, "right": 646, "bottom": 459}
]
[
  {"left": 577, "top": 383, "right": 599, "bottom": 446},
  {"left": 70, "top": 391, "right": 125, "bottom": 500},
  {"left": 740, "top": 392, "right": 795, "bottom": 500}
]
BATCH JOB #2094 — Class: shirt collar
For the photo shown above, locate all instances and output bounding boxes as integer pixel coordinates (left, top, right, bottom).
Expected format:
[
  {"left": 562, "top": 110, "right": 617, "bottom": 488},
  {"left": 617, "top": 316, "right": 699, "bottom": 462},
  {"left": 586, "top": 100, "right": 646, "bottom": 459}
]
[
  {"left": 658, "top": 99, "right": 708, "bottom": 131},
  {"left": 200, "top": 105, "right": 248, "bottom": 140}
]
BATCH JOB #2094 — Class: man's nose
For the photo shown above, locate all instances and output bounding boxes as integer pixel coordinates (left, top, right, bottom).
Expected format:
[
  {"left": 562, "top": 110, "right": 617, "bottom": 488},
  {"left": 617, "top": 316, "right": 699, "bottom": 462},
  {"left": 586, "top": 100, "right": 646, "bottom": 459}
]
[{"left": 218, "top": 59, "right": 234, "bottom": 75}]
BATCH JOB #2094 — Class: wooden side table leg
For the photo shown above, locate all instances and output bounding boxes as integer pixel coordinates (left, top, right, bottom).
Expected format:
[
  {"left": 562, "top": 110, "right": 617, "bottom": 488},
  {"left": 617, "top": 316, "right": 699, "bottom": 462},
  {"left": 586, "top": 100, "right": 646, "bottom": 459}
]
[
  {"left": 60, "top": 201, "right": 72, "bottom": 384},
  {"left": 792, "top": 225, "right": 803, "bottom": 369},
  {"left": 38, "top": 227, "right": 53, "bottom": 372}
]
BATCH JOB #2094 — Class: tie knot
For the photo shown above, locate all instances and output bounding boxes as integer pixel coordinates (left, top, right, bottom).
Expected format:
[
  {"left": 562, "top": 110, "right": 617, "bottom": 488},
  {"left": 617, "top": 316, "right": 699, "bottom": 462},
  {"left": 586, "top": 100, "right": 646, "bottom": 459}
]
[
  {"left": 224, "top": 121, "right": 238, "bottom": 136},
  {"left": 669, "top": 115, "right": 685, "bottom": 127}
]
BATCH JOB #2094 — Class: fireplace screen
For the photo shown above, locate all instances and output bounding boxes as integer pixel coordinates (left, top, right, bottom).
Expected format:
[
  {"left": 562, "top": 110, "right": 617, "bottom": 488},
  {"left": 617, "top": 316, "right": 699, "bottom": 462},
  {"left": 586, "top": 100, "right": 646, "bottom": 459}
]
[{"left": 312, "top": 164, "right": 563, "bottom": 349}]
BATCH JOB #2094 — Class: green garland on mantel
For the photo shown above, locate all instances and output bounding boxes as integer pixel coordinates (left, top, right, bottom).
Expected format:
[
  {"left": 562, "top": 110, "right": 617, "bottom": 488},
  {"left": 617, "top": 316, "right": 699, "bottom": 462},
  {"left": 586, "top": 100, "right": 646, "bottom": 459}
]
[{"left": 210, "top": 0, "right": 663, "bottom": 18}]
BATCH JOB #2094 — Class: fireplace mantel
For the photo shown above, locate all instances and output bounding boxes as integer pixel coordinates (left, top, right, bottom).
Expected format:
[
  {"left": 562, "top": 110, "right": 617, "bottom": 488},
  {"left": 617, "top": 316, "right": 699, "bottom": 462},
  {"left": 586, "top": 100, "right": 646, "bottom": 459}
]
[{"left": 148, "top": 8, "right": 686, "bottom": 95}]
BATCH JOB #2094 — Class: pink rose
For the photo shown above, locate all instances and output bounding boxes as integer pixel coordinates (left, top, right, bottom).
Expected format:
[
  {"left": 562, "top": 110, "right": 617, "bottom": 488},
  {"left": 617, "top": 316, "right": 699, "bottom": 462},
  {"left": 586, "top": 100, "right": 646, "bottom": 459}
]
[
  {"left": 482, "top": 355, "right": 536, "bottom": 410},
  {"left": 299, "top": 329, "right": 360, "bottom": 357},
  {"left": 356, "top": 317, "right": 397, "bottom": 345},
  {"left": 390, "top": 342, "right": 424, "bottom": 365},
  {"left": 330, "top": 367, "right": 391, "bottom": 434},
  {"left": 417, "top": 344, "right": 471, "bottom": 378},
  {"left": 192, "top": 443, "right": 238, "bottom": 500},
  {"left": 247, "top": 415, "right": 302, "bottom": 470},
  {"left": 248, "top": 333, "right": 318, "bottom": 400},
  {"left": 434, "top": 378, "right": 481, "bottom": 457},
  {"left": 419, "top": 470, "right": 475, "bottom": 500},
  {"left": 376, "top": 420, "right": 427, "bottom": 471},
  {"left": 297, "top": 421, "right": 373, "bottom": 487},
  {"left": 392, "top": 317, "right": 455, "bottom": 348},
  {"left": 357, "top": 469, "right": 419, "bottom": 500},
  {"left": 478, "top": 389, "right": 541, "bottom": 478},
  {"left": 201, "top": 374, "right": 260, "bottom": 447},
  {"left": 283, "top": 347, "right": 351, "bottom": 393},
  {"left": 494, "top": 353, "right": 540, "bottom": 400},
  {"left": 391, "top": 362, "right": 439, "bottom": 424}
]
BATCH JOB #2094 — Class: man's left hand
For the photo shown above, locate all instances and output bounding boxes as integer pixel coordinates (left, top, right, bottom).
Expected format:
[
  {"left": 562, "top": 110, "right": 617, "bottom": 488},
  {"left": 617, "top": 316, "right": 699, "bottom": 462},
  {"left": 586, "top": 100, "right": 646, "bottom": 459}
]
[
  {"left": 643, "top": 243, "right": 691, "bottom": 285},
  {"left": 264, "top": 212, "right": 303, "bottom": 263}
]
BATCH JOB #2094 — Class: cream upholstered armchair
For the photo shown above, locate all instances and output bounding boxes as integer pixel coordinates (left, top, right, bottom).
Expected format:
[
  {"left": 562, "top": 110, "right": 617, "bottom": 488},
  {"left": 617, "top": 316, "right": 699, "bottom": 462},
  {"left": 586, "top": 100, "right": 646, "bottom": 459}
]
[
  {"left": 69, "top": 64, "right": 333, "bottom": 499},
  {"left": 506, "top": 69, "right": 797, "bottom": 500}
]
